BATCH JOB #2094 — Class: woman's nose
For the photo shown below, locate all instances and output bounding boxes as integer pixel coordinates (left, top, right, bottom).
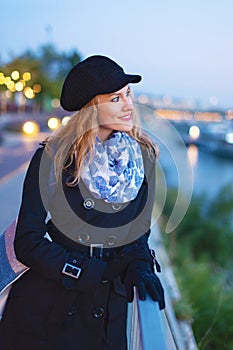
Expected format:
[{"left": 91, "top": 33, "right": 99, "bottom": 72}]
[{"left": 122, "top": 97, "right": 133, "bottom": 111}]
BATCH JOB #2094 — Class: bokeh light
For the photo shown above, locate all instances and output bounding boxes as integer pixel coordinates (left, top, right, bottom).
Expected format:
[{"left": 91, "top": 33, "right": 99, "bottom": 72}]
[
  {"left": 11, "top": 71, "right": 20, "bottom": 80},
  {"left": 22, "top": 121, "right": 40, "bottom": 135},
  {"left": 51, "top": 98, "right": 60, "bottom": 108},
  {"left": 15, "top": 81, "right": 24, "bottom": 92},
  {"left": 189, "top": 126, "right": 200, "bottom": 140},
  {"left": 22, "top": 72, "right": 31, "bottom": 81},
  {"left": 24, "top": 87, "right": 35, "bottom": 99},
  {"left": 62, "top": 116, "right": 71, "bottom": 126},
  {"left": 48, "top": 117, "right": 60, "bottom": 130}
]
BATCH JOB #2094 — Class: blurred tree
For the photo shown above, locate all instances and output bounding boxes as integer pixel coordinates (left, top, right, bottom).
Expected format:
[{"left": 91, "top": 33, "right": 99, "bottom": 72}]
[{"left": 0, "top": 44, "right": 82, "bottom": 111}]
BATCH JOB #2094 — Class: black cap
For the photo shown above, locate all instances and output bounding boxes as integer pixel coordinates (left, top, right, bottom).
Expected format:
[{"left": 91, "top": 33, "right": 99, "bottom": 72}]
[{"left": 60, "top": 55, "right": 142, "bottom": 111}]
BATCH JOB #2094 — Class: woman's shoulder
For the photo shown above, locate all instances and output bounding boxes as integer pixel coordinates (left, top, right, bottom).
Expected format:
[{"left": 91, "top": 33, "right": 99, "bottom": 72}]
[
  {"left": 32, "top": 142, "right": 46, "bottom": 159},
  {"left": 27, "top": 141, "right": 49, "bottom": 171}
]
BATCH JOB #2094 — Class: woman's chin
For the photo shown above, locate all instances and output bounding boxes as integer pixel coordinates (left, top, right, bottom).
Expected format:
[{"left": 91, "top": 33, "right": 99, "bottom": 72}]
[{"left": 115, "top": 122, "right": 133, "bottom": 132}]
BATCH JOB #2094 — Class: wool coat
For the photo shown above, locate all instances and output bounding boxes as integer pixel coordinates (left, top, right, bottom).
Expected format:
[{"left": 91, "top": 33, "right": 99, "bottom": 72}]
[{"left": 0, "top": 143, "right": 156, "bottom": 350}]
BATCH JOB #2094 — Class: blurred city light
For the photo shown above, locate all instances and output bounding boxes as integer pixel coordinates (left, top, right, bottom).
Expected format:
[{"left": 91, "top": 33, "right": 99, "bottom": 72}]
[
  {"left": 189, "top": 126, "right": 200, "bottom": 140},
  {"left": 33, "top": 84, "right": 41, "bottom": 93},
  {"left": 4, "top": 76, "right": 11, "bottom": 84},
  {"left": 22, "top": 72, "right": 31, "bottom": 81},
  {"left": 48, "top": 117, "right": 60, "bottom": 130},
  {"left": 187, "top": 144, "right": 198, "bottom": 167},
  {"left": 11, "top": 71, "right": 20, "bottom": 80},
  {"left": 226, "top": 110, "right": 233, "bottom": 120},
  {"left": 138, "top": 94, "right": 149, "bottom": 104},
  {"left": 51, "top": 98, "right": 60, "bottom": 108},
  {"left": 0, "top": 74, "right": 4, "bottom": 84},
  {"left": 22, "top": 121, "right": 40, "bottom": 135},
  {"left": 7, "top": 81, "right": 15, "bottom": 91},
  {"left": 62, "top": 116, "right": 71, "bottom": 126},
  {"left": 15, "top": 81, "right": 24, "bottom": 92},
  {"left": 0, "top": 69, "right": 42, "bottom": 113},
  {"left": 225, "top": 132, "right": 233, "bottom": 144},
  {"left": 24, "top": 87, "right": 35, "bottom": 99},
  {"left": 5, "top": 91, "right": 11, "bottom": 98}
]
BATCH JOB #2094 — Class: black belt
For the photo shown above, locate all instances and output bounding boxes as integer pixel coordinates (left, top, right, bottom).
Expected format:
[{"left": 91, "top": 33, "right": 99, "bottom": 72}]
[
  {"left": 62, "top": 244, "right": 105, "bottom": 280},
  {"left": 47, "top": 222, "right": 121, "bottom": 259}
]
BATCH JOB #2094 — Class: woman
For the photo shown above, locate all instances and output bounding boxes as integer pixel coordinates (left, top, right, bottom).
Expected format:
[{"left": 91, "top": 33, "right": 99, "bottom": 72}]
[{"left": 0, "top": 55, "right": 165, "bottom": 350}]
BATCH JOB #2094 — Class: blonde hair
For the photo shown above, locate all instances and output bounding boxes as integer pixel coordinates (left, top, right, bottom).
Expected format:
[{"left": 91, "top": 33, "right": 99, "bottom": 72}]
[{"left": 45, "top": 97, "right": 159, "bottom": 185}]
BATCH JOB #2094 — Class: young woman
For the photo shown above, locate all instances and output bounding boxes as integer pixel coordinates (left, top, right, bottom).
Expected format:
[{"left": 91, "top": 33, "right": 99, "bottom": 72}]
[{"left": 0, "top": 55, "right": 165, "bottom": 350}]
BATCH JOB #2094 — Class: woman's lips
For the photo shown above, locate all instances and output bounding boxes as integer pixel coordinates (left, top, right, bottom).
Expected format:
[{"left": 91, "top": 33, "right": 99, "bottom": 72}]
[{"left": 118, "top": 114, "right": 132, "bottom": 121}]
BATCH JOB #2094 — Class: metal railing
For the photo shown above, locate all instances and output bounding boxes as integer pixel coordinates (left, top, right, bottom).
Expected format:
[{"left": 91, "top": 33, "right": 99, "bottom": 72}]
[
  {"left": 126, "top": 222, "right": 198, "bottom": 350},
  {"left": 127, "top": 289, "right": 168, "bottom": 349}
]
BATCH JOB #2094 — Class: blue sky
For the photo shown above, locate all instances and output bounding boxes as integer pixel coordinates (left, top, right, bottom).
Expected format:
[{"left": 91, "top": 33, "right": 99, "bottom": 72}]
[{"left": 1, "top": 0, "right": 233, "bottom": 108}]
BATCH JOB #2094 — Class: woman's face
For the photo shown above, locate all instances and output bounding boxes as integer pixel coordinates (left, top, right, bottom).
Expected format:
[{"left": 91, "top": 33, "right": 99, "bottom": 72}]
[{"left": 96, "top": 85, "right": 134, "bottom": 141}]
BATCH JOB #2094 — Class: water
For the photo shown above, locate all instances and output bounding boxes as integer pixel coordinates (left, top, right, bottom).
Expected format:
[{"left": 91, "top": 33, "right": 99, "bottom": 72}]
[
  {"left": 157, "top": 136, "right": 233, "bottom": 206},
  {"left": 140, "top": 106, "right": 233, "bottom": 201},
  {"left": 190, "top": 146, "right": 233, "bottom": 198}
]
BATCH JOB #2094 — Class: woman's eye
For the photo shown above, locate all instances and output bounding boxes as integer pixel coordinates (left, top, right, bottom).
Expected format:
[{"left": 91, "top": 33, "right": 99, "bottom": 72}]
[{"left": 112, "top": 96, "right": 119, "bottom": 102}]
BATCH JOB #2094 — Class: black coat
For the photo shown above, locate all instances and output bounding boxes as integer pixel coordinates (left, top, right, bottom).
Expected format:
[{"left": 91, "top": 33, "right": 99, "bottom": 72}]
[{"left": 0, "top": 144, "right": 156, "bottom": 350}]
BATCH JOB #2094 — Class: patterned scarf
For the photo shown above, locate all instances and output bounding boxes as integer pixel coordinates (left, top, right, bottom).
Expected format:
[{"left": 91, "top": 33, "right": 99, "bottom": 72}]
[{"left": 80, "top": 132, "right": 144, "bottom": 203}]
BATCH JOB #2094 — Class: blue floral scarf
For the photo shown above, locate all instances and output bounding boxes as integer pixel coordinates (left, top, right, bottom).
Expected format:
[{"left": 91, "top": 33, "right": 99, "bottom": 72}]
[{"left": 80, "top": 132, "right": 144, "bottom": 203}]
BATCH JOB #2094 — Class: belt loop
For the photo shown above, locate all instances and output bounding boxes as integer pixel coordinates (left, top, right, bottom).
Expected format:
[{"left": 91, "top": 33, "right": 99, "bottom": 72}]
[{"left": 90, "top": 244, "right": 104, "bottom": 259}]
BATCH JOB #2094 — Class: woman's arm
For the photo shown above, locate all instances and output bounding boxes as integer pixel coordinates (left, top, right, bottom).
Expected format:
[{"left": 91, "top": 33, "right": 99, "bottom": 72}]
[{"left": 14, "top": 147, "right": 106, "bottom": 289}]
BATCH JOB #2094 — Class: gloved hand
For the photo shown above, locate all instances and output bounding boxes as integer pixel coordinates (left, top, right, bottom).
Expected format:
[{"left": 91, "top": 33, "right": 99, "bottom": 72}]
[{"left": 123, "top": 260, "right": 165, "bottom": 310}]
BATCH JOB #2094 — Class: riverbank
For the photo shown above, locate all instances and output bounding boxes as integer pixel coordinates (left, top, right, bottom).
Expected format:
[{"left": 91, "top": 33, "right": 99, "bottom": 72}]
[{"left": 160, "top": 186, "right": 233, "bottom": 349}]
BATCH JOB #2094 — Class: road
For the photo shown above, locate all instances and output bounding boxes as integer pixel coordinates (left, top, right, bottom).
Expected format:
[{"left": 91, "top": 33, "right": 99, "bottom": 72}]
[
  {"left": 0, "top": 131, "right": 49, "bottom": 182},
  {"left": 0, "top": 132, "right": 50, "bottom": 232}
]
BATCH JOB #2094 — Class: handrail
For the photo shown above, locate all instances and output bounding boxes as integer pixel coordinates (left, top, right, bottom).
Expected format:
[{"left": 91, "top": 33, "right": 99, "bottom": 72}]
[{"left": 127, "top": 288, "right": 168, "bottom": 350}]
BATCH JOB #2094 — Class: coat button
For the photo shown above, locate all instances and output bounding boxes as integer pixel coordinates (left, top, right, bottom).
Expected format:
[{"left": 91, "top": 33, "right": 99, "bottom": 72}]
[
  {"left": 111, "top": 203, "right": 122, "bottom": 211},
  {"left": 107, "top": 235, "right": 117, "bottom": 246},
  {"left": 83, "top": 198, "right": 95, "bottom": 209},
  {"left": 77, "top": 232, "right": 90, "bottom": 243},
  {"left": 68, "top": 306, "right": 78, "bottom": 316},
  {"left": 92, "top": 307, "right": 105, "bottom": 318}
]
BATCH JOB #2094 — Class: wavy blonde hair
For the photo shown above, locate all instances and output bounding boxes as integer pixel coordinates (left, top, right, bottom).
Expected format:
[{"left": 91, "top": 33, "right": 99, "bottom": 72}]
[{"left": 45, "top": 97, "right": 159, "bottom": 185}]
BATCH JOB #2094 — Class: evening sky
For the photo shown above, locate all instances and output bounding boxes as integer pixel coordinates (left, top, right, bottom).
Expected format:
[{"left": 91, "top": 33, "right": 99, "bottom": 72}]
[{"left": 1, "top": 0, "right": 233, "bottom": 109}]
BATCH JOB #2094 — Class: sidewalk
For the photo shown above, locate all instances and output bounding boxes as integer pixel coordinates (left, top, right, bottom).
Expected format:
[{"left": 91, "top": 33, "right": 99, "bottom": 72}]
[{"left": 0, "top": 165, "right": 27, "bottom": 233}]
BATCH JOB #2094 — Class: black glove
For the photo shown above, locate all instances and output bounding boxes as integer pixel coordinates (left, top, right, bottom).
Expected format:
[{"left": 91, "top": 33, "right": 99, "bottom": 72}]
[{"left": 123, "top": 260, "right": 165, "bottom": 310}]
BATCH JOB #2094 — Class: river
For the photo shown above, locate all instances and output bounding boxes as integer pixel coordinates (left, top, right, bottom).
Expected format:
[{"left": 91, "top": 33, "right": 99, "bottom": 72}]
[
  {"left": 188, "top": 145, "right": 233, "bottom": 198},
  {"left": 140, "top": 106, "right": 233, "bottom": 202}
]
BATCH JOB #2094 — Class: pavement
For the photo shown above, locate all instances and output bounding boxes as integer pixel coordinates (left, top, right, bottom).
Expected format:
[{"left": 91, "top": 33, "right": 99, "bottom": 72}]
[
  {"left": 0, "top": 131, "right": 49, "bottom": 233},
  {"left": 0, "top": 165, "right": 27, "bottom": 233}
]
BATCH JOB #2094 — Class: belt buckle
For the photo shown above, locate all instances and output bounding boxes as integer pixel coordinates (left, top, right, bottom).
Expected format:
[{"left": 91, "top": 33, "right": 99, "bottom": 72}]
[
  {"left": 90, "top": 244, "right": 103, "bottom": 259},
  {"left": 62, "top": 263, "right": 82, "bottom": 279}
]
